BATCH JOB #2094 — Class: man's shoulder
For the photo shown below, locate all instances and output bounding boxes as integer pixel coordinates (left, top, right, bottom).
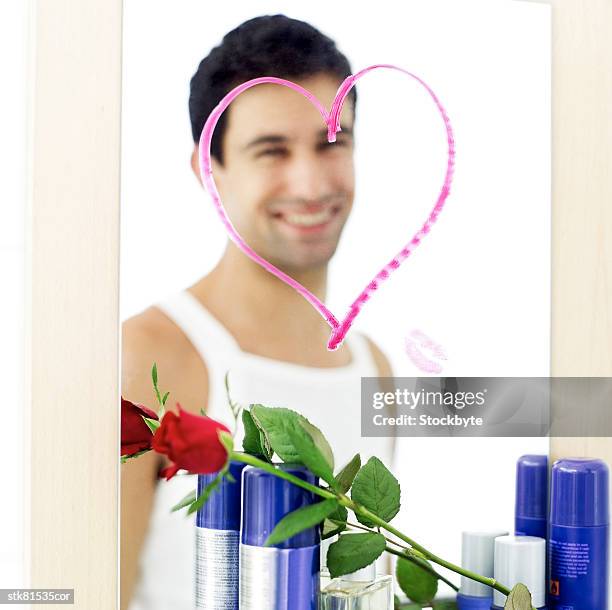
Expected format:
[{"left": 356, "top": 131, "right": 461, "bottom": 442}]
[
  {"left": 361, "top": 333, "right": 393, "bottom": 378},
  {"left": 122, "top": 305, "right": 206, "bottom": 384},
  {"left": 123, "top": 306, "right": 181, "bottom": 356}
]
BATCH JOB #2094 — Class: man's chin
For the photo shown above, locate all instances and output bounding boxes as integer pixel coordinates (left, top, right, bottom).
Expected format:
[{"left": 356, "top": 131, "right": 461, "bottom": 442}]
[{"left": 268, "top": 245, "right": 338, "bottom": 276}]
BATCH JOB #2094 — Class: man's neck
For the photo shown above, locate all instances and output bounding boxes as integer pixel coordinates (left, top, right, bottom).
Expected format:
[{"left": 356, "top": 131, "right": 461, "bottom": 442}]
[{"left": 189, "top": 244, "right": 346, "bottom": 363}]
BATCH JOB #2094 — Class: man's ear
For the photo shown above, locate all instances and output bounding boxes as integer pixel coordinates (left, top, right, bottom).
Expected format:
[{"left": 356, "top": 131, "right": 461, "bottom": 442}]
[
  {"left": 190, "top": 145, "right": 203, "bottom": 186},
  {"left": 190, "top": 144, "right": 225, "bottom": 189}
]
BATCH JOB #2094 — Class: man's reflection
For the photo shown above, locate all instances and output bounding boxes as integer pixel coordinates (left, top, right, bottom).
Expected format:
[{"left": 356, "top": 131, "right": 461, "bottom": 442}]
[{"left": 121, "top": 15, "right": 393, "bottom": 610}]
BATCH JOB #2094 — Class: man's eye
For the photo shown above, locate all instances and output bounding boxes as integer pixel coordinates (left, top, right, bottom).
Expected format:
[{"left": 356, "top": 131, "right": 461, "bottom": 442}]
[
  {"left": 318, "top": 139, "right": 349, "bottom": 151},
  {"left": 257, "top": 148, "right": 287, "bottom": 158}
]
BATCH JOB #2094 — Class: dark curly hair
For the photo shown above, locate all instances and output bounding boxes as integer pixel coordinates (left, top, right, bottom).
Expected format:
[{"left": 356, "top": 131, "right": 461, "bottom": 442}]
[{"left": 189, "top": 14, "right": 356, "bottom": 164}]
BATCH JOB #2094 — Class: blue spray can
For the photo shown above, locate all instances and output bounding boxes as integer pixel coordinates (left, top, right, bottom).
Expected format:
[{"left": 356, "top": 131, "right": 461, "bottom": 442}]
[
  {"left": 239, "top": 464, "right": 320, "bottom": 610},
  {"left": 515, "top": 454, "right": 548, "bottom": 539},
  {"left": 196, "top": 461, "right": 246, "bottom": 610},
  {"left": 548, "top": 458, "right": 609, "bottom": 610}
]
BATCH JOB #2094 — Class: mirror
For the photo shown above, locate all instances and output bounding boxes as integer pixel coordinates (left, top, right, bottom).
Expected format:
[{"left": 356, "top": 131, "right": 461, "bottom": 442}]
[{"left": 120, "top": 1, "right": 550, "bottom": 607}]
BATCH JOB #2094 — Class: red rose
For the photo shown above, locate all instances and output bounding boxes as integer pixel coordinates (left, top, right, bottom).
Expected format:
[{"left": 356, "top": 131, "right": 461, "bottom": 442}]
[
  {"left": 152, "top": 404, "right": 230, "bottom": 480},
  {"left": 121, "top": 397, "right": 159, "bottom": 456}
]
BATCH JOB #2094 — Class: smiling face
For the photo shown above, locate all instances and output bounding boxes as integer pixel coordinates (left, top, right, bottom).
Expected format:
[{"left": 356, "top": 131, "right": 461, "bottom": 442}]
[{"left": 200, "top": 73, "right": 355, "bottom": 274}]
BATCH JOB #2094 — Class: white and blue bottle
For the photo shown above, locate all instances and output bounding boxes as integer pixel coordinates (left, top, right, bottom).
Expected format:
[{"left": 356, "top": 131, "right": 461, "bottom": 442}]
[
  {"left": 239, "top": 464, "right": 320, "bottom": 610},
  {"left": 492, "top": 535, "right": 546, "bottom": 610},
  {"left": 456, "top": 530, "right": 507, "bottom": 609}
]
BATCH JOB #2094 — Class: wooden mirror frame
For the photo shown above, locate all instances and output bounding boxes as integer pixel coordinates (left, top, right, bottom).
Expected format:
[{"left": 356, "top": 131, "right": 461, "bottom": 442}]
[{"left": 25, "top": 1, "right": 611, "bottom": 607}]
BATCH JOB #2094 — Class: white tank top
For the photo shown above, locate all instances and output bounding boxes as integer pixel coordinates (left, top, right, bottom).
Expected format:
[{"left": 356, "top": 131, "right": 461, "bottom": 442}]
[{"left": 128, "top": 289, "right": 394, "bottom": 610}]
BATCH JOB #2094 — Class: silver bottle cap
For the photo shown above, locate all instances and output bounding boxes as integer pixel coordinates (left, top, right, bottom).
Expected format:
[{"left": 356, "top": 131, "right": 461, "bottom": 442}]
[
  {"left": 459, "top": 530, "right": 508, "bottom": 597},
  {"left": 492, "top": 535, "right": 545, "bottom": 608}
]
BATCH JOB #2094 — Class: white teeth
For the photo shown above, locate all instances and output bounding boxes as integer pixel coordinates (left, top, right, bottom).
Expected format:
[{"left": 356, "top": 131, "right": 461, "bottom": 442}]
[{"left": 283, "top": 209, "right": 333, "bottom": 227}]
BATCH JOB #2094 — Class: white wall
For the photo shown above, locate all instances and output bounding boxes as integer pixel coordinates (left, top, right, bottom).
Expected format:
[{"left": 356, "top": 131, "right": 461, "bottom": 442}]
[
  {"left": 0, "top": 0, "right": 27, "bottom": 589},
  {"left": 121, "top": 0, "right": 550, "bottom": 593}
]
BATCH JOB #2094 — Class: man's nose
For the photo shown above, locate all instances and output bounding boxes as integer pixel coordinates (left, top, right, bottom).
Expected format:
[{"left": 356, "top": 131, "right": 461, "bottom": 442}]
[{"left": 285, "top": 154, "right": 330, "bottom": 202}]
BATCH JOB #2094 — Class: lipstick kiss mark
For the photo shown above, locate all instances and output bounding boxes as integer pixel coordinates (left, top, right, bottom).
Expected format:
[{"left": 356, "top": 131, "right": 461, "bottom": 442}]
[{"left": 405, "top": 329, "right": 448, "bottom": 374}]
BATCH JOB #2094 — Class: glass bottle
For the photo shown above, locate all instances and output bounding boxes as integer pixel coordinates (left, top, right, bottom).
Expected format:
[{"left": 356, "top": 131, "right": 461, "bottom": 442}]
[{"left": 320, "top": 562, "right": 393, "bottom": 610}]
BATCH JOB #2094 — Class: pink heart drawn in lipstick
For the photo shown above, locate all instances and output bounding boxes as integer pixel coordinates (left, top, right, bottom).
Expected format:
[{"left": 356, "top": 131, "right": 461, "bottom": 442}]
[{"left": 198, "top": 64, "right": 455, "bottom": 351}]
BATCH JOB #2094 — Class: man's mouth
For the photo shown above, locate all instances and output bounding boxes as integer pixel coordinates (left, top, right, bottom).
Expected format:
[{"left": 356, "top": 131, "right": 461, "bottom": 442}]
[{"left": 269, "top": 204, "right": 342, "bottom": 231}]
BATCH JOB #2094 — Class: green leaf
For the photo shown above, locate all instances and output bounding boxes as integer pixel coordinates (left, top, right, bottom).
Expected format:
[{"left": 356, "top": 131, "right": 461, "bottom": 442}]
[
  {"left": 265, "top": 498, "right": 339, "bottom": 547},
  {"left": 259, "top": 430, "right": 273, "bottom": 462},
  {"left": 242, "top": 409, "right": 273, "bottom": 461},
  {"left": 287, "top": 422, "right": 336, "bottom": 487},
  {"left": 327, "top": 532, "right": 386, "bottom": 578},
  {"left": 150, "top": 362, "right": 164, "bottom": 410},
  {"left": 396, "top": 556, "right": 438, "bottom": 604},
  {"left": 142, "top": 416, "right": 160, "bottom": 434},
  {"left": 242, "top": 410, "right": 266, "bottom": 457},
  {"left": 504, "top": 583, "right": 533, "bottom": 610},
  {"left": 396, "top": 598, "right": 457, "bottom": 610},
  {"left": 187, "top": 466, "right": 228, "bottom": 515},
  {"left": 218, "top": 430, "right": 234, "bottom": 454},
  {"left": 162, "top": 391, "right": 170, "bottom": 405},
  {"left": 224, "top": 371, "right": 243, "bottom": 422},
  {"left": 250, "top": 405, "right": 297, "bottom": 461},
  {"left": 250, "top": 405, "right": 334, "bottom": 470},
  {"left": 301, "top": 419, "right": 334, "bottom": 472},
  {"left": 171, "top": 489, "right": 196, "bottom": 512},
  {"left": 224, "top": 371, "right": 231, "bottom": 396},
  {"left": 322, "top": 504, "right": 348, "bottom": 539},
  {"left": 351, "top": 457, "right": 400, "bottom": 527},
  {"left": 335, "top": 454, "right": 361, "bottom": 493}
]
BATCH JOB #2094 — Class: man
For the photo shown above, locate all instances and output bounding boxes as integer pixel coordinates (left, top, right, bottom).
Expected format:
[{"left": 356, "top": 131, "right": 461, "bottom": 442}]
[{"left": 121, "top": 15, "right": 393, "bottom": 610}]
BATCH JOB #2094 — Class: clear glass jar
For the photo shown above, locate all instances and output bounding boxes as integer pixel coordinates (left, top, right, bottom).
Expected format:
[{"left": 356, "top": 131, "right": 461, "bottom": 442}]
[{"left": 320, "top": 574, "right": 393, "bottom": 610}]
